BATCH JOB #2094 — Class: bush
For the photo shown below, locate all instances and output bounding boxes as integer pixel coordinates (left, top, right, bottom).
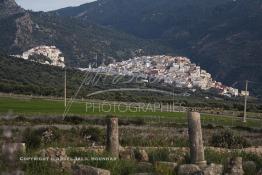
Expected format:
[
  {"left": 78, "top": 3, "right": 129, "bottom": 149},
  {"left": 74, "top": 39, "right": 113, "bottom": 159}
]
[
  {"left": 64, "top": 116, "right": 85, "bottom": 124},
  {"left": 41, "top": 127, "right": 61, "bottom": 144},
  {"left": 15, "top": 116, "right": 27, "bottom": 122},
  {"left": 154, "top": 162, "right": 175, "bottom": 175},
  {"left": 23, "top": 128, "right": 41, "bottom": 150},
  {"left": 131, "top": 118, "right": 146, "bottom": 126},
  {"left": 23, "top": 127, "right": 62, "bottom": 149},
  {"left": 205, "top": 123, "right": 216, "bottom": 129},
  {"left": 80, "top": 127, "right": 105, "bottom": 144},
  {"left": 210, "top": 129, "right": 251, "bottom": 149},
  {"left": 148, "top": 148, "right": 170, "bottom": 162},
  {"left": 118, "top": 118, "right": 146, "bottom": 126},
  {"left": 243, "top": 161, "right": 257, "bottom": 175}
]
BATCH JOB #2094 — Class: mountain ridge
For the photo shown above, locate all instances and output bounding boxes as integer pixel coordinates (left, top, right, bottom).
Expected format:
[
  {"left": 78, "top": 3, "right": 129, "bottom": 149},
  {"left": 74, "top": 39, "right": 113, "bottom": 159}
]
[
  {"left": 1, "top": 0, "right": 262, "bottom": 95},
  {"left": 55, "top": 0, "right": 262, "bottom": 88},
  {"left": 0, "top": 0, "right": 24, "bottom": 18},
  {"left": 0, "top": 0, "right": 172, "bottom": 67}
]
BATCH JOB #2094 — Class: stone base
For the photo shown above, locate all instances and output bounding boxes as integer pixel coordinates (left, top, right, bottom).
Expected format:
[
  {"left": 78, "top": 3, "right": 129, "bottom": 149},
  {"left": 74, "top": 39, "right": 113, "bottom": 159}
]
[
  {"left": 202, "top": 163, "right": 223, "bottom": 175},
  {"left": 196, "top": 160, "right": 207, "bottom": 168},
  {"left": 73, "top": 165, "right": 110, "bottom": 175},
  {"left": 178, "top": 164, "right": 201, "bottom": 175}
]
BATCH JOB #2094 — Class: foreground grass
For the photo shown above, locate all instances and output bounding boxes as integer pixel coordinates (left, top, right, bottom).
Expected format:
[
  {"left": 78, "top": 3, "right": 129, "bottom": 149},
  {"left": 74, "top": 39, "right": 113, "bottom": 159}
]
[
  {"left": 2, "top": 149, "right": 260, "bottom": 175},
  {"left": 66, "top": 149, "right": 262, "bottom": 175},
  {"left": 0, "top": 97, "right": 261, "bottom": 128},
  {"left": 205, "top": 149, "right": 262, "bottom": 175}
]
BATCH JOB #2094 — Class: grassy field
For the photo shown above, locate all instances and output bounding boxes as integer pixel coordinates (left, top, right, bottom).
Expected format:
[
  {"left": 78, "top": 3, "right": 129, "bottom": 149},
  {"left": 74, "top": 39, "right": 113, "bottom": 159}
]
[{"left": 0, "top": 96, "right": 261, "bottom": 128}]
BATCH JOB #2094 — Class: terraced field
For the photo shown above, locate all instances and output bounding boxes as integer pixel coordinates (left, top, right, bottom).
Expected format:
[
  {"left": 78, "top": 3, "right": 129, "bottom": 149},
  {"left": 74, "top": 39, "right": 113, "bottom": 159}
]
[{"left": 0, "top": 96, "right": 261, "bottom": 128}]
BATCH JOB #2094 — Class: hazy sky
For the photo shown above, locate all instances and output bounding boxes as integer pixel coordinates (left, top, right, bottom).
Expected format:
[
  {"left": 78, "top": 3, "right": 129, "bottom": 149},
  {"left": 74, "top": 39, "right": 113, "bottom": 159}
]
[{"left": 16, "top": 0, "right": 96, "bottom": 12}]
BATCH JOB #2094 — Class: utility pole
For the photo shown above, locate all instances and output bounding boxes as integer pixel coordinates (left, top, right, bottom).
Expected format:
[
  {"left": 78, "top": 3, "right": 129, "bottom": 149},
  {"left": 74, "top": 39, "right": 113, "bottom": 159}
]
[
  {"left": 243, "top": 80, "right": 248, "bottom": 123},
  {"left": 95, "top": 53, "right": 98, "bottom": 68},
  {"left": 172, "top": 85, "right": 175, "bottom": 112},
  {"left": 64, "top": 67, "right": 67, "bottom": 108}
]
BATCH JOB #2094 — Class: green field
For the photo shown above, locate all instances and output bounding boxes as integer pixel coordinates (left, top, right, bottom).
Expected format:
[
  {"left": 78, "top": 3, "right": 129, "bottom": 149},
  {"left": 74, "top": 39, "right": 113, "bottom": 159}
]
[{"left": 0, "top": 96, "right": 261, "bottom": 128}]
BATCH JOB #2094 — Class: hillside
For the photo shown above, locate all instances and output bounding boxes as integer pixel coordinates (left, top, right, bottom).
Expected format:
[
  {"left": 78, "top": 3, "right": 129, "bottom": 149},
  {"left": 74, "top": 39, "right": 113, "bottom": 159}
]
[
  {"left": 56, "top": 0, "right": 262, "bottom": 86},
  {"left": 0, "top": 53, "right": 176, "bottom": 101},
  {"left": 0, "top": 0, "right": 171, "bottom": 67},
  {"left": 1, "top": 0, "right": 262, "bottom": 94},
  {"left": 0, "top": 0, "right": 24, "bottom": 18}
]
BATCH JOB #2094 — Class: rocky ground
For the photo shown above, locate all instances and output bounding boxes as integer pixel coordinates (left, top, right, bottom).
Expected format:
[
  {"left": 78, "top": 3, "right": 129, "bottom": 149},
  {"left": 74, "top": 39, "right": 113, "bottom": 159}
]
[{"left": 0, "top": 116, "right": 261, "bottom": 174}]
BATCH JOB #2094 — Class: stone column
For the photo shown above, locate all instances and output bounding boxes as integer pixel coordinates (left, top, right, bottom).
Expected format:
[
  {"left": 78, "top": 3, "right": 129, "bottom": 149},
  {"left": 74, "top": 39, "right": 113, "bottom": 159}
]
[
  {"left": 225, "top": 157, "right": 244, "bottom": 175},
  {"left": 2, "top": 127, "right": 25, "bottom": 174},
  {"left": 106, "top": 118, "right": 119, "bottom": 158},
  {"left": 187, "top": 112, "right": 206, "bottom": 167}
]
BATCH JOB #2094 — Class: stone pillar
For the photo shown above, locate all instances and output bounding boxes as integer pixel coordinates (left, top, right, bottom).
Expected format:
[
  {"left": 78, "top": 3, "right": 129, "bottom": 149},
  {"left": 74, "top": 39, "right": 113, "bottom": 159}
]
[
  {"left": 1, "top": 127, "right": 25, "bottom": 174},
  {"left": 187, "top": 112, "right": 206, "bottom": 167},
  {"left": 225, "top": 157, "right": 244, "bottom": 175},
  {"left": 106, "top": 118, "right": 119, "bottom": 158}
]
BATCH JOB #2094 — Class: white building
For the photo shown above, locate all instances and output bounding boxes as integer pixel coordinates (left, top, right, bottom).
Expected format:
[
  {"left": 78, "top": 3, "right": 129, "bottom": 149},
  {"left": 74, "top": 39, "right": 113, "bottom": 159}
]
[{"left": 14, "top": 45, "right": 65, "bottom": 67}]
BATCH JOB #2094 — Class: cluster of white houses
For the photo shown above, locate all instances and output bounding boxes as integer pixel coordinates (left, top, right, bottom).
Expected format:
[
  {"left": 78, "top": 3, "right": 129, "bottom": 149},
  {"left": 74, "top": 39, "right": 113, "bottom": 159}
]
[
  {"left": 13, "top": 45, "right": 65, "bottom": 67},
  {"left": 89, "top": 55, "right": 240, "bottom": 97},
  {"left": 12, "top": 46, "right": 243, "bottom": 97}
]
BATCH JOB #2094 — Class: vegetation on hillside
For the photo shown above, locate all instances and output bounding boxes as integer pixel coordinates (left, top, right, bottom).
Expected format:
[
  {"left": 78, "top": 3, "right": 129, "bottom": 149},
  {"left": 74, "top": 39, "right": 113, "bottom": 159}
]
[
  {"left": 1, "top": 54, "right": 262, "bottom": 112},
  {"left": 56, "top": 0, "right": 262, "bottom": 90}
]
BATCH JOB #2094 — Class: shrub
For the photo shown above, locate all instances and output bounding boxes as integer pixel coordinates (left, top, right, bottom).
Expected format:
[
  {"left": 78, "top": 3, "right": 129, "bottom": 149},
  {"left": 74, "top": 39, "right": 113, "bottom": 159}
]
[
  {"left": 64, "top": 116, "right": 84, "bottom": 124},
  {"left": 240, "top": 152, "right": 262, "bottom": 174},
  {"left": 15, "top": 116, "right": 27, "bottom": 122},
  {"left": 205, "top": 123, "right": 216, "bottom": 129},
  {"left": 23, "top": 128, "right": 41, "bottom": 150},
  {"left": 243, "top": 161, "right": 257, "bottom": 175},
  {"left": 131, "top": 118, "right": 146, "bottom": 126},
  {"left": 80, "top": 127, "right": 105, "bottom": 144},
  {"left": 210, "top": 129, "right": 251, "bottom": 149},
  {"left": 23, "top": 127, "right": 62, "bottom": 149},
  {"left": 148, "top": 148, "right": 170, "bottom": 162},
  {"left": 41, "top": 127, "right": 61, "bottom": 144},
  {"left": 118, "top": 118, "right": 146, "bottom": 126},
  {"left": 154, "top": 162, "right": 175, "bottom": 175}
]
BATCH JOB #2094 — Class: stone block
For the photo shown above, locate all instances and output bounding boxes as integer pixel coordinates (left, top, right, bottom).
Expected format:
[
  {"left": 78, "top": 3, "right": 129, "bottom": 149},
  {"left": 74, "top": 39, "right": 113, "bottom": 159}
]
[
  {"left": 2, "top": 143, "right": 26, "bottom": 155},
  {"left": 135, "top": 149, "right": 149, "bottom": 162},
  {"left": 73, "top": 165, "right": 110, "bottom": 175},
  {"left": 178, "top": 164, "right": 201, "bottom": 175},
  {"left": 119, "top": 147, "right": 135, "bottom": 160},
  {"left": 202, "top": 163, "right": 223, "bottom": 175}
]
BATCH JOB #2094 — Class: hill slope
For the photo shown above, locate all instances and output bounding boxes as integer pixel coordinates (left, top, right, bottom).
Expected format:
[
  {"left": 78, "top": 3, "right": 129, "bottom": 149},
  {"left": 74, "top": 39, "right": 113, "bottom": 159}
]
[
  {"left": 0, "top": 53, "right": 188, "bottom": 101},
  {"left": 0, "top": 0, "right": 171, "bottom": 67},
  {"left": 0, "top": 0, "right": 24, "bottom": 18},
  {"left": 56, "top": 0, "right": 262, "bottom": 85}
]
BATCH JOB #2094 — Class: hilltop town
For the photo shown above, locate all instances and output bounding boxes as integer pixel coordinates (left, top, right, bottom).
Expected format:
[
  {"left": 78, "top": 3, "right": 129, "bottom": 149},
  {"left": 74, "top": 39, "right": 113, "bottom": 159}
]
[
  {"left": 13, "top": 46, "right": 65, "bottom": 67},
  {"left": 87, "top": 55, "right": 239, "bottom": 97},
  {"left": 12, "top": 46, "right": 239, "bottom": 97}
]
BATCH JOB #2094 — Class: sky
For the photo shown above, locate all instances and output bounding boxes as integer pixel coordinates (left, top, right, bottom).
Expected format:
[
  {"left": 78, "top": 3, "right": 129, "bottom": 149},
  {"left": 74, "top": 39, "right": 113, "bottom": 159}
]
[{"left": 16, "top": 0, "right": 96, "bottom": 12}]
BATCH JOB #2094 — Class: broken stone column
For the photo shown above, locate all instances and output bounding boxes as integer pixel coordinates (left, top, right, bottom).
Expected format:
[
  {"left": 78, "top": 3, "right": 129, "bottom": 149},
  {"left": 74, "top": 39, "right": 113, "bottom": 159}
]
[
  {"left": 225, "top": 157, "right": 244, "bottom": 175},
  {"left": 187, "top": 112, "right": 207, "bottom": 167},
  {"left": 1, "top": 127, "right": 25, "bottom": 175},
  {"left": 106, "top": 118, "right": 119, "bottom": 158}
]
